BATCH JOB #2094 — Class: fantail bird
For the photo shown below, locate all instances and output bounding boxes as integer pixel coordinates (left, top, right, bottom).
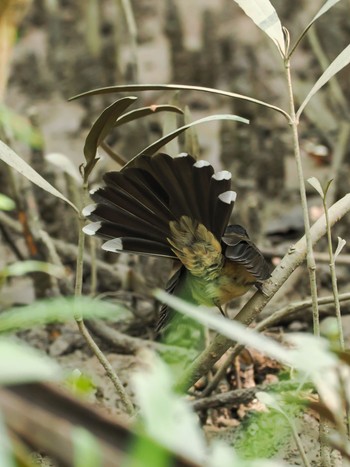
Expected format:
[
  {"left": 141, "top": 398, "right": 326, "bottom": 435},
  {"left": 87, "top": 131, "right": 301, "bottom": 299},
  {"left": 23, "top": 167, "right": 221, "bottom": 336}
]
[{"left": 82, "top": 153, "right": 270, "bottom": 333}]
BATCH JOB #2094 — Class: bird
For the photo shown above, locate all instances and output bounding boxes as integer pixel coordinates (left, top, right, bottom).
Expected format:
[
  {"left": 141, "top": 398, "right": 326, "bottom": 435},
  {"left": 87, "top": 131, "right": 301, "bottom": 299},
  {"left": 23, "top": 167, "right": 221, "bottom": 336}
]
[{"left": 82, "top": 152, "right": 270, "bottom": 336}]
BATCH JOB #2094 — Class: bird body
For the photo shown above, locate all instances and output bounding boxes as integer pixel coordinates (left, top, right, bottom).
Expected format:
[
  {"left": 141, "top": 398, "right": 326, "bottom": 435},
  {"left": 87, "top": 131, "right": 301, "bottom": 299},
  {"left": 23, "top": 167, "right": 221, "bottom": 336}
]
[{"left": 82, "top": 153, "right": 270, "bottom": 332}]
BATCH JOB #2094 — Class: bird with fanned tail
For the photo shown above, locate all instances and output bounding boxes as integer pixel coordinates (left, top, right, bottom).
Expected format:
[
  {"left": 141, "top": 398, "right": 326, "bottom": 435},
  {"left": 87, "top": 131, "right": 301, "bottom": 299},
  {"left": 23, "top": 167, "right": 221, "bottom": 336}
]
[{"left": 82, "top": 153, "right": 270, "bottom": 339}]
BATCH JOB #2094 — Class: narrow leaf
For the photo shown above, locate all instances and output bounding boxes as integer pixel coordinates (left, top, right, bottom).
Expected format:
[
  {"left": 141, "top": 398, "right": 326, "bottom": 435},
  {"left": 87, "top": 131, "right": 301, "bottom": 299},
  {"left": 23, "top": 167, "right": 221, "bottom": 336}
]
[
  {"left": 83, "top": 96, "right": 137, "bottom": 182},
  {"left": 334, "top": 237, "right": 346, "bottom": 259},
  {"left": 45, "top": 152, "right": 82, "bottom": 184},
  {"left": 307, "top": 176, "right": 324, "bottom": 198},
  {"left": 129, "top": 114, "right": 249, "bottom": 165},
  {"left": 3, "top": 260, "right": 66, "bottom": 279},
  {"left": 0, "top": 140, "right": 78, "bottom": 212},
  {"left": 155, "top": 290, "right": 291, "bottom": 365},
  {"left": 0, "top": 297, "right": 129, "bottom": 334},
  {"left": 115, "top": 104, "right": 183, "bottom": 127},
  {"left": 0, "top": 338, "right": 61, "bottom": 385},
  {"left": 73, "top": 428, "right": 102, "bottom": 467},
  {"left": 0, "top": 413, "right": 16, "bottom": 467},
  {"left": 289, "top": 0, "right": 341, "bottom": 57},
  {"left": 297, "top": 44, "right": 350, "bottom": 119},
  {"left": 323, "top": 178, "right": 333, "bottom": 199},
  {"left": 70, "top": 84, "right": 290, "bottom": 121},
  {"left": 232, "top": 0, "right": 285, "bottom": 56}
]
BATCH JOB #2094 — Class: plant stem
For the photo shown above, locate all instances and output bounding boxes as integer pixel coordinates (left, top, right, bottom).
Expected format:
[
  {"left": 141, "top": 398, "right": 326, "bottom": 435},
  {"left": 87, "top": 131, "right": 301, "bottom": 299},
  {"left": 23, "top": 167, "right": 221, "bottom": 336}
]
[
  {"left": 284, "top": 58, "right": 320, "bottom": 337},
  {"left": 74, "top": 192, "right": 135, "bottom": 416},
  {"left": 323, "top": 196, "right": 344, "bottom": 350}
]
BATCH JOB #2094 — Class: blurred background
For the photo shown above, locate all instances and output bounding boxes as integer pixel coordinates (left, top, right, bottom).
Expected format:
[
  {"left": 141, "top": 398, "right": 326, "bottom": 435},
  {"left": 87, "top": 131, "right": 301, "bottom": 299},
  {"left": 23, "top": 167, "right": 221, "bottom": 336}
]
[{"left": 1, "top": 0, "right": 350, "bottom": 307}]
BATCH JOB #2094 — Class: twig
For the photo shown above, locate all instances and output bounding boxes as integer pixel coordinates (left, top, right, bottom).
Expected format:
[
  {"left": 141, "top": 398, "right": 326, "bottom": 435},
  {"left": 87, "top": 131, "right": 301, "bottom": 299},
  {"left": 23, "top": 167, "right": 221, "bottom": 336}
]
[
  {"left": 261, "top": 247, "right": 350, "bottom": 266},
  {"left": 175, "top": 193, "right": 350, "bottom": 393},
  {"left": 0, "top": 211, "right": 125, "bottom": 283},
  {"left": 202, "top": 292, "right": 350, "bottom": 397},
  {"left": 74, "top": 211, "right": 135, "bottom": 416},
  {"left": 86, "top": 320, "right": 197, "bottom": 361},
  {"left": 191, "top": 381, "right": 314, "bottom": 411}
]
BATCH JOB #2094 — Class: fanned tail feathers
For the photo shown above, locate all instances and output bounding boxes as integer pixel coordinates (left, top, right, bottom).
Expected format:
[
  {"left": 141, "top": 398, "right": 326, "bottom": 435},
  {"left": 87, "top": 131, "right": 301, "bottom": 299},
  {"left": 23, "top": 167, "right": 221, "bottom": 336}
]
[{"left": 83, "top": 153, "right": 236, "bottom": 258}]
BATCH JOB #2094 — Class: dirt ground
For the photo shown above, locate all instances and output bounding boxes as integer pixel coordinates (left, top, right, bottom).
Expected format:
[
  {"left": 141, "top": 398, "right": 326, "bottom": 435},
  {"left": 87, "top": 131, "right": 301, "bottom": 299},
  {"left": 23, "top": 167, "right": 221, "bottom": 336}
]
[{"left": 1, "top": 0, "right": 350, "bottom": 465}]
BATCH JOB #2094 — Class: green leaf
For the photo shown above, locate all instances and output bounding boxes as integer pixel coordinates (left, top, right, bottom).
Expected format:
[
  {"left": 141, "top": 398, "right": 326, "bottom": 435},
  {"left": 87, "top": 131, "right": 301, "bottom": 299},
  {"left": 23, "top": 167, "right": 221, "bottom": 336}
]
[
  {"left": 115, "top": 104, "right": 183, "bottom": 127},
  {"left": 0, "top": 413, "right": 16, "bottom": 467},
  {"left": 232, "top": 0, "right": 286, "bottom": 56},
  {"left": 0, "top": 338, "right": 61, "bottom": 385},
  {"left": 307, "top": 176, "right": 324, "bottom": 198},
  {"left": 0, "top": 296, "right": 129, "bottom": 334},
  {"left": 132, "top": 354, "right": 206, "bottom": 464},
  {"left": 70, "top": 84, "right": 291, "bottom": 121},
  {"left": 83, "top": 97, "right": 137, "bottom": 182},
  {"left": 2, "top": 260, "right": 66, "bottom": 279},
  {"left": 129, "top": 114, "right": 249, "bottom": 165},
  {"left": 73, "top": 427, "right": 102, "bottom": 467},
  {"left": 0, "top": 104, "right": 44, "bottom": 150},
  {"left": 297, "top": 43, "right": 350, "bottom": 119},
  {"left": 0, "top": 193, "right": 15, "bottom": 211},
  {"left": 289, "top": 0, "right": 341, "bottom": 57},
  {"left": 155, "top": 290, "right": 291, "bottom": 364},
  {"left": 0, "top": 140, "right": 78, "bottom": 213}
]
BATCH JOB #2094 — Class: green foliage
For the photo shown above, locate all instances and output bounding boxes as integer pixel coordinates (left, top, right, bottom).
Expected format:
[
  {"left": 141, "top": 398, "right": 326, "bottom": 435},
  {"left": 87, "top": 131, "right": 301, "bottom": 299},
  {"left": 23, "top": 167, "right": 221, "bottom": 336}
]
[
  {"left": 0, "top": 338, "right": 61, "bottom": 385},
  {"left": 234, "top": 404, "right": 292, "bottom": 460},
  {"left": 0, "top": 193, "right": 15, "bottom": 211},
  {"left": 0, "top": 296, "right": 130, "bottom": 334},
  {"left": 0, "top": 105, "right": 43, "bottom": 149},
  {"left": 65, "top": 369, "right": 96, "bottom": 398},
  {"left": 72, "top": 427, "right": 102, "bottom": 467}
]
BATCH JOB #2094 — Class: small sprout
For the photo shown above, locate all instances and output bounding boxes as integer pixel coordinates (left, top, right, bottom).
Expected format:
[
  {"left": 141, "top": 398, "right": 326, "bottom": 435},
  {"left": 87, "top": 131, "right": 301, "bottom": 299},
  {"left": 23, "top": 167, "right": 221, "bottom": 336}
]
[
  {"left": 0, "top": 193, "right": 15, "bottom": 211},
  {"left": 307, "top": 176, "right": 324, "bottom": 198},
  {"left": 334, "top": 237, "right": 346, "bottom": 259}
]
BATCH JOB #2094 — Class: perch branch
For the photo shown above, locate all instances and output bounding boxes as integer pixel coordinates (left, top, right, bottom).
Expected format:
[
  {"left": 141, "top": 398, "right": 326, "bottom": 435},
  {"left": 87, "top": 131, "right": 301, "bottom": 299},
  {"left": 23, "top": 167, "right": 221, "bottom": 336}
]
[{"left": 176, "top": 194, "right": 350, "bottom": 393}]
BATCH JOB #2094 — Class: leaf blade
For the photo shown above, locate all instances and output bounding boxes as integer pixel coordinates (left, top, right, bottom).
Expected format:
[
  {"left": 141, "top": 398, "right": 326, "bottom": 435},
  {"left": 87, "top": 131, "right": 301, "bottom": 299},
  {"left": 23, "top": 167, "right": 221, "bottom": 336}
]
[
  {"left": 289, "top": 0, "right": 341, "bottom": 57},
  {"left": 297, "top": 43, "right": 350, "bottom": 119},
  {"left": 70, "top": 84, "right": 290, "bottom": 121},
  {"left": 83, "top": 96, "right": 137, "bottom": 181},
  {"left": 233, "top": 0, "right": 285, "bottom": 55},
  {"left": 129, "top": 114, "right": 249, "bottom": 165},
  {"left": 0, "top": 140, "right": 78, "bottom": 212},
  {"left": 115, "top": 104, "right": 183, "bottom": 127}
]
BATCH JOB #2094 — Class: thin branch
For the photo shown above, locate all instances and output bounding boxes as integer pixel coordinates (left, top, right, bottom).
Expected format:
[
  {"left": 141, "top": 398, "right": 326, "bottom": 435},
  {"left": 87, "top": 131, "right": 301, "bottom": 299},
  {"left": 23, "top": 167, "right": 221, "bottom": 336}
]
[
  {"left": 175, "top": 193, "right": 350, "bottom": 393},
  {"left": 202, "top": 292, "right": 350, "bottom": 397}
]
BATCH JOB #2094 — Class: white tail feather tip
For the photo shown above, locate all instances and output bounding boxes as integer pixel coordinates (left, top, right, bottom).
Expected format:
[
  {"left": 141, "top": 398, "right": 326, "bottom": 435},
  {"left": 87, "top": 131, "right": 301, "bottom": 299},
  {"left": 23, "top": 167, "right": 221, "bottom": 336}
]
[
  {"left": 82, "top": 222, "right": 102, "bottom": 236},
  {"left": 194, "top": 160, "right": 211, "bottom": 168},
  {"left": 82, "top": 204, "right": 97, "bottom": 216},
  {"left": 218, "top": 190, "right": 237, "bottom": 204},
  {"left": 102, "top": 238, "right": 123, "bottom": 252},
  {"left": 213, "top": 170, "right": 231, "bottom": 181}
]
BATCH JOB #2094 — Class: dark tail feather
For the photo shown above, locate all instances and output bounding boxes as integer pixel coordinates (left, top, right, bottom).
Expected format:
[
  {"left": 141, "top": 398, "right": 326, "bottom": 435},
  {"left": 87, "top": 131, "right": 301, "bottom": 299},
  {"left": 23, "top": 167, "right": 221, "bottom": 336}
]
[
  {"left": 133, "top": 153, "right": 193, "bottom": 219},
  {"left": 102, "top": 237, "right": 176, "bottom": 258},
  {"left": 192, "top": 160, "right": 214, "bottom": 227},
  {"left": 90, "top": 186, "right": 170, "bottom": 231},
  {"left": 208, "top": 170, "right": 232, "bottom": 233},
  {"left": 103, "top": 171, "right": 174, "bottom": 221},
  {"left": 83, "top": 153, "right": 238, "bottom": 257},
  {"left": 83, "top": 204, "right": 167, "bottom": 244},
  {"left": 211, "top": 190, "right": 236, "bottom": 240}
]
